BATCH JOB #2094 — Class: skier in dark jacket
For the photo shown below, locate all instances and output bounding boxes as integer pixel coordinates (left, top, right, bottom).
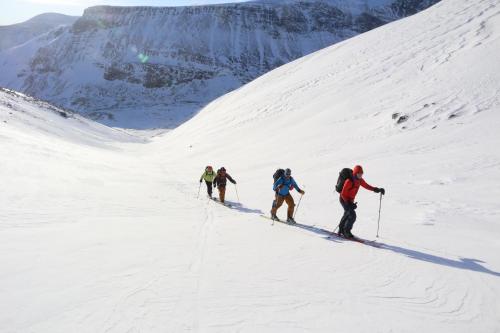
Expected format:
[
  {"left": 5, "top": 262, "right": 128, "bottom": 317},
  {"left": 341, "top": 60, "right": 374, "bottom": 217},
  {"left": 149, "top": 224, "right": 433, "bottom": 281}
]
[
  {"left": 270, "top": 168, "right": 305, "bottom": 224},
  {"left": 199, "top": 165, "right": 216, "bottom": 198},
  {"left": 213, "top": 167, "right": 236, "bottom": 203},
  {"left": 339, "top": 165, "right": 385, "bottom": 238}
]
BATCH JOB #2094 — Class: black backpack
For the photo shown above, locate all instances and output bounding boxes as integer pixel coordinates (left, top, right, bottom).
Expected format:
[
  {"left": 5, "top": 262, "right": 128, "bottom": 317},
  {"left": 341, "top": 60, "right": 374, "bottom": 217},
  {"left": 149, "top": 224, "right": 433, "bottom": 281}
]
[
  {"left": 273, "top": 168, "right": 285, "bottom": 182},
  {"left": 335, "top": 168, "right": 353, "bottom": 193}
]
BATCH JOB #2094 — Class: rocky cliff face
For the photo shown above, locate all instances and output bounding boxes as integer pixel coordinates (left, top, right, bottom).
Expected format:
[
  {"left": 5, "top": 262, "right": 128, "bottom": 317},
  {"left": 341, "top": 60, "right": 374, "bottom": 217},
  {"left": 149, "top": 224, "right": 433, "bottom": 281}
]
[{"left": 0, "top": 0, "right": 440, "bottom": 129}]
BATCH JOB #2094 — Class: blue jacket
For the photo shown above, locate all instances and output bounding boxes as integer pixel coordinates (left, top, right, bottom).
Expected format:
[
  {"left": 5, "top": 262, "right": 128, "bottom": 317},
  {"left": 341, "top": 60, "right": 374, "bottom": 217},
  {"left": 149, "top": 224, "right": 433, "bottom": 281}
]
[{"left": 273, "top": 176, "right": 302, "bottom": 196}]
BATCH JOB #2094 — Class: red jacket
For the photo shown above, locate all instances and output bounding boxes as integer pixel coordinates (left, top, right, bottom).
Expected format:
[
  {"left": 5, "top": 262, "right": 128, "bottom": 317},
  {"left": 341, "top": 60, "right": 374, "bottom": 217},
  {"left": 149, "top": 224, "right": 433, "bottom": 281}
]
[{"left": 341, "top": 177, "right": 375, "bottom": 203}]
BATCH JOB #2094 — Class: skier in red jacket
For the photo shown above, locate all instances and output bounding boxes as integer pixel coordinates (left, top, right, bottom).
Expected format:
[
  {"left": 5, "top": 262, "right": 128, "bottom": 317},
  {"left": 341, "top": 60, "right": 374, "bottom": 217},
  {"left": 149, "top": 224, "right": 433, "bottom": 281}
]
[{"left": 339, "top": 165, "right": 385, "bottom": 238}]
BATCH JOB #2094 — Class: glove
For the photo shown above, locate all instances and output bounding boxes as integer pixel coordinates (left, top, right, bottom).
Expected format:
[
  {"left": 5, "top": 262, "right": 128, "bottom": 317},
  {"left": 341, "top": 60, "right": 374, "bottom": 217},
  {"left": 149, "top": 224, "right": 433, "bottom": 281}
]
[
  {"left": 199, "top": 179, "right": 202, "bottom": 183},
  {"left": 213, "top": 183, "right": 217, "bottom": 188},
  {"left": 351, "top": 202, "right": 357, "bottom": 210},
  {"left": 380, "top": 188, "right": 385, "bottom": 195},
  {"left": 374, "top": 188, "right": 380, "bottom": 193},
  {"left": 299, "top": 190, "right": 305, "bottom": 195},
  {"left": 233, "top": 180, "right": 237, "bottom": 184}
]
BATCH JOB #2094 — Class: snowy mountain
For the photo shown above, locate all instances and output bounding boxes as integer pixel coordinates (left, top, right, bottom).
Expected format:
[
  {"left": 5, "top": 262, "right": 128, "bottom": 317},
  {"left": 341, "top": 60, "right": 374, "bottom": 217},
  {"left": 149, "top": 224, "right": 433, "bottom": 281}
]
[
  {"left": 0, "top": 0, "right": 438, "bottom": 129},
  {"left": 0, "top": 87, "right": 140, "bottom": 145},
  {"left": 1, "top": 0, "right": 500, "bottom": 332},
  {"left": 0, "top": 13, "right": 78, "bottom": 51}
]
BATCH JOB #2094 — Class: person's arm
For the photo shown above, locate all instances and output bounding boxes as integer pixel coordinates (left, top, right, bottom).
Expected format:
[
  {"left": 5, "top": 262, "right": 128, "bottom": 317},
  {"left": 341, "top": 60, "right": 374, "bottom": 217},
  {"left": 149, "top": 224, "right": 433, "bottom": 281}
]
[
  {"left": 360, "top": 179, "right": 375, "bottom": 191},
  {"left": 200, "top": 172, "right": 205, "bottom": 182},
  {"left": 292, "top": 178, "right": 304, "bottom": 194},
  {"left": 227, "top": 174, "right": 236, "bottom": 184}
]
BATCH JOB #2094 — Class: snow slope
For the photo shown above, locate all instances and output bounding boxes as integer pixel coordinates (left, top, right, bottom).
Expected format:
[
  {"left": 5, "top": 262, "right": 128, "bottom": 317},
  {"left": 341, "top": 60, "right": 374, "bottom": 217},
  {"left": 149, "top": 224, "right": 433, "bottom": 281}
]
[
  {"left": 0, "top": 0, "right": 438, "bottom": 129},
  {"left": 0, "top": 13, "right": 78, "bottom": 51},
  {"left": 1, "top": 0, "right": 500, "bottom": 332}
]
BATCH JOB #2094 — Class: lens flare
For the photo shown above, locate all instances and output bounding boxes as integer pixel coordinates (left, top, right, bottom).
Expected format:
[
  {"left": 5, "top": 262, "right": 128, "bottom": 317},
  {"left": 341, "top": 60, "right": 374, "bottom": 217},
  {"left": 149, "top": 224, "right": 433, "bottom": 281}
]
[{"left": 138, "top": 53, "right": 149, "bottom": 63}]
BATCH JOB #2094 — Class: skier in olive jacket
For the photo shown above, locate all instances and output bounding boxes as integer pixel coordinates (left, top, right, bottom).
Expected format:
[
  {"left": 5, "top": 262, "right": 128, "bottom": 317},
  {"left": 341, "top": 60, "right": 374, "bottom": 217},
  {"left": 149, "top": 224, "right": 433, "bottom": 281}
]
[
  {"left": 200, "top": 165, "right": 216, "bottom": 198},
  {"left": 213, "top": 167, "right": 236, "bottom": 203},
  {"left": 339, "top": 165, "right": 385, "bottom": 238}
]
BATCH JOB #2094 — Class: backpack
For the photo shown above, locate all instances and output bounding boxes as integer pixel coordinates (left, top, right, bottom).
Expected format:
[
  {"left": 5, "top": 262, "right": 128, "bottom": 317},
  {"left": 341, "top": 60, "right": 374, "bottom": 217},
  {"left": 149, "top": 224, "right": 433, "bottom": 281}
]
[
  {"left": 273, "top": 168, "right": 285, "bottom": 182},
  {"left": 335, "top": 168, "right": 353, "bottom": 193}
]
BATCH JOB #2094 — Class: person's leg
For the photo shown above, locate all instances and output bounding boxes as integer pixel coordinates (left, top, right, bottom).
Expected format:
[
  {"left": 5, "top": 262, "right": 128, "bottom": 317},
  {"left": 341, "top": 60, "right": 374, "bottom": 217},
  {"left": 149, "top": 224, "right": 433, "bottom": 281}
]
[
  {"left": 206, "top": 181, "right": 212, "bottom": 197},
  {"left": 271, "top": 195, "right": 285, "bottom": 217},
  {"left": 271, "top": 192, "right": 278, "bottom": 210},
  {"left": 220, "top": 186, "right": 226, "bottom": 203},
  {"left": 338, "top": 198, "right": 350, "bottom": 234},
  {"left": 285, "top": 194, "right": 295, "bottom": 219},
  {"left": 344, "top": 206, "right": 357, "bottom": 237}
]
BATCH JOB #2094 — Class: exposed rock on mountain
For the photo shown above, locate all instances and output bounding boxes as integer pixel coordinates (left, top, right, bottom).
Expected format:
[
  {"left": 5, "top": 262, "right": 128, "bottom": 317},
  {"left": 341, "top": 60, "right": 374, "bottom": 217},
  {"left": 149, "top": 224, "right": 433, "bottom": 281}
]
[{"left": 0, "top": 1, "right": 439, "bottom": 128}]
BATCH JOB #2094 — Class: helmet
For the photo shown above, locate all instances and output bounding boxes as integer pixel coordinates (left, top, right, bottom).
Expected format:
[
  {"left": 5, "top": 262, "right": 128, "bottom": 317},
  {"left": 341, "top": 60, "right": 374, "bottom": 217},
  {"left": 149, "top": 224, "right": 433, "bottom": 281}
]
[
  {"left": 353, "top": 165, "right": 364, "bottom": 178},
  {"left": 285, "top": 168, "right": 291, "bottom": 176}
]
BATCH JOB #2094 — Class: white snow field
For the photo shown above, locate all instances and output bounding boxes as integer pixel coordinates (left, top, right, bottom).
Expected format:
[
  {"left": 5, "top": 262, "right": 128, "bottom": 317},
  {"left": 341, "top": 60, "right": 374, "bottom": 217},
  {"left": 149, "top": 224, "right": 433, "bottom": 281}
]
[{"left": 1, "top": 0, "right": 500, "bottom": 332}]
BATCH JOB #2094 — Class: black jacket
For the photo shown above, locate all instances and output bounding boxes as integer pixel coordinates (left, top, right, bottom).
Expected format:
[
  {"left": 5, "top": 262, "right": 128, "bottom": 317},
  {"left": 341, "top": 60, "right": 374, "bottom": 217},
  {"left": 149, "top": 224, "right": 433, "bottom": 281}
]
[{"left": 214, "top": 172, "right": 236, "bottom": 188}]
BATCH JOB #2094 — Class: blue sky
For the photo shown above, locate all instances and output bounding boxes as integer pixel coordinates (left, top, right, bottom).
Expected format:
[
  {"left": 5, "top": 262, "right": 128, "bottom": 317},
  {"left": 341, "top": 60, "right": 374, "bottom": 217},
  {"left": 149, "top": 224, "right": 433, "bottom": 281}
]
[{"left": 0, "top": 0, "right": 248, "bottom": 25}]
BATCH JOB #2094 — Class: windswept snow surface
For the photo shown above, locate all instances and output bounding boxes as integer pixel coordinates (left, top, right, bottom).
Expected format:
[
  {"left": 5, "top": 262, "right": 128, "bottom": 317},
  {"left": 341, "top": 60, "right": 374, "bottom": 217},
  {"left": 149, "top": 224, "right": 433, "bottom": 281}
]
[{"left": 1, "top": 0, "right": 500, "bottom": 332}]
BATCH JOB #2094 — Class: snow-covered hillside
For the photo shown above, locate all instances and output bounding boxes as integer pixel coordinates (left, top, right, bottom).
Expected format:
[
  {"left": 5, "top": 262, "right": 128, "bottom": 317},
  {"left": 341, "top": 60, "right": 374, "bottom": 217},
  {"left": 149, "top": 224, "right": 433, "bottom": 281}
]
[
  {"left": 0, "top": 87, "right": 140, "bottom": 145},
  {"left": 0, "top": 13, "right": 78, "bottom": 51},
  {"left": 1, "top": 0, "right": 500, "bottom": 332},
  {"left": 0, "top": 0, "right": 438, "bottom": 129}
]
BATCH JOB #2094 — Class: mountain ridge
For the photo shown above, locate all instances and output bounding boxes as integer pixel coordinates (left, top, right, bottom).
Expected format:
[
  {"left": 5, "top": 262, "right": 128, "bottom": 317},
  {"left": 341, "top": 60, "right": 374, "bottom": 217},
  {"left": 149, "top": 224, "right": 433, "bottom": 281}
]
[
  {"left": 0, "top": 13, "right": 78, "bottom": 51},
  {"left": 0, "top": 0, "right": 439, "bottom": 129}
]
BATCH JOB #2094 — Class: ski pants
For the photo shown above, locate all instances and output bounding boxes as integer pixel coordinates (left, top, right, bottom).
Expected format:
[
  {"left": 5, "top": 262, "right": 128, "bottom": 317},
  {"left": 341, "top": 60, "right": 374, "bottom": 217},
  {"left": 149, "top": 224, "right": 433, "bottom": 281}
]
[
  {"left": 217, "top": 185, "right": 226, "bottom": 203},
  {"left": 205, "top": 181, "right": 213, "bottom": 197},
  {"left": 271, "top": 194, "right": 295, "bottom": 219},
  {"left": 339, "top": 197, "right": 356, "bottom": 232}
]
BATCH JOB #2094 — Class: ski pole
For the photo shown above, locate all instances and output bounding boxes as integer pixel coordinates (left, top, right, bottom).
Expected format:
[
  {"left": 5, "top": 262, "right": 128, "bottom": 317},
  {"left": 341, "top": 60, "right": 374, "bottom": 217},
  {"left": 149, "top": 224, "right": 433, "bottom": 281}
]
[
  {"left": 293, "top": 193, "right": 303, "bottom": 219},
  {"left": 197, "top": 182, "right": 202, "bottom": 199},
  {"left": 234, "top": 184, "right": 240, "bottom": 202},
  {"left": 376, "top": 193, "right": 382, "bottom": 238}
]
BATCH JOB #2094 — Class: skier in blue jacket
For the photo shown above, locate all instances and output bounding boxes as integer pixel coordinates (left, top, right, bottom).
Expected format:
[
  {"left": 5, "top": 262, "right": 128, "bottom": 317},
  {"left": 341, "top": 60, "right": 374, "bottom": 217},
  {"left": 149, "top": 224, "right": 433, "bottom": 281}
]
[{"left": 270, "top": 168, "right": 305, "bottom": 223}]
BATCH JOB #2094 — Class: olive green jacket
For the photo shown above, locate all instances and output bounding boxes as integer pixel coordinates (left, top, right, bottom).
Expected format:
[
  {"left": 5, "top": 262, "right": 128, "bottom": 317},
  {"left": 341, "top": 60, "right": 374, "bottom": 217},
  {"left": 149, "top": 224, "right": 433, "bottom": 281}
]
[{"left": 200, "top": 170, "right": 216, "bottom": 182}]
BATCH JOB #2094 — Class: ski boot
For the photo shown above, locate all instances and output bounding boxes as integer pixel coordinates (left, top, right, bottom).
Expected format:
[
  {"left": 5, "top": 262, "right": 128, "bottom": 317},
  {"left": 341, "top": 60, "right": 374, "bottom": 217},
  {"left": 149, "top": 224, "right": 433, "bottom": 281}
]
[
  {"left": 286, "top": 217, "right": 296, "bottom": 224},
  {"left": 342, "top": 229, "right": 354, "bottom": 239}
]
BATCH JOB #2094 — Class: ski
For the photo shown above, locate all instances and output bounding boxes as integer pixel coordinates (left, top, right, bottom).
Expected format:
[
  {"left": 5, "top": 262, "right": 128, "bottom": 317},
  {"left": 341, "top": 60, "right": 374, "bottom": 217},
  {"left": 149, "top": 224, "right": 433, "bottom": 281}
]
[
  {"left": 327, "top": 232, "right": 380, "bottom": 247},
  {"left": 259, "top": 215, "right": 380, "bottom": 247}
]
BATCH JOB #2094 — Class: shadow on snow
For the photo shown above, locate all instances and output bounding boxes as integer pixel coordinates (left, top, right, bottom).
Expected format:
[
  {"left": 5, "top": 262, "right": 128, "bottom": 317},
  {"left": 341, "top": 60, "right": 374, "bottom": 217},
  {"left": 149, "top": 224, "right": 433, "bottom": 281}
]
[
  {"left": 217, "top": 200, "right": 264, "bottom": 215},
  {"left": 271, "top": 220, "right": 500, "bottom": 278},
  {"left": 208, "top": 198, "right": 500, "bottom": 277},
  {"left": 377, "top": 243, "right": 500, "bottom": 277}
]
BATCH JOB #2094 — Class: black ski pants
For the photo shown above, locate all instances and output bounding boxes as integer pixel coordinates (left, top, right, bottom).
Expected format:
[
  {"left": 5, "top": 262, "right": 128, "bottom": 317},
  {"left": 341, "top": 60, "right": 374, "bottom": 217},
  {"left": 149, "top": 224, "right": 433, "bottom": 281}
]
[
  {"left": 339, "top": 197, "right": 356, "bottom": 232},
  {"left": 205, "top": 181, "right": 213, "bottom": 197}
]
